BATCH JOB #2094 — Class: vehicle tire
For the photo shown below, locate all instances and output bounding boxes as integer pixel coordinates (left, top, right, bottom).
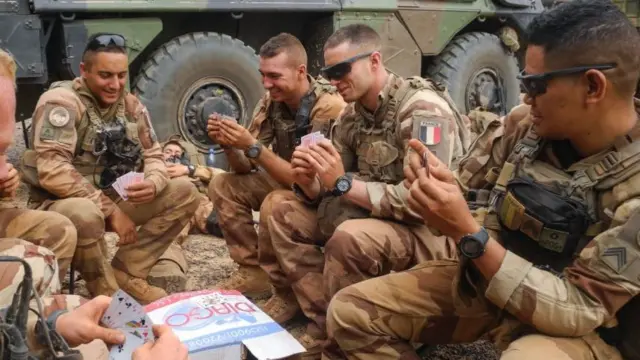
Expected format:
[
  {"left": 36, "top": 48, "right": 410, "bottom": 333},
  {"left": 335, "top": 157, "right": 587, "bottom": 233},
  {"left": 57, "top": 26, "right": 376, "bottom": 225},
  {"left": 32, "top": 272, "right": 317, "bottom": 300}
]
[
  {"left": 132, "top": 32, "right": 263, "bottom": 170},
  {"left": 426, "top": 31, "right": 521, "bottom": 116}
]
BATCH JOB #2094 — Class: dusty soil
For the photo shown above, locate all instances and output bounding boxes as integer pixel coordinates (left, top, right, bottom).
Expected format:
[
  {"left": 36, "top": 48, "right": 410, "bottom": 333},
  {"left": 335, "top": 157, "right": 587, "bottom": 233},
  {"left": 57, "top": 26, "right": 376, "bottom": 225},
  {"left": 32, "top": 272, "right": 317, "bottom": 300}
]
[{"left": 8, "top": 120, "right": 499, "bottom": 359}]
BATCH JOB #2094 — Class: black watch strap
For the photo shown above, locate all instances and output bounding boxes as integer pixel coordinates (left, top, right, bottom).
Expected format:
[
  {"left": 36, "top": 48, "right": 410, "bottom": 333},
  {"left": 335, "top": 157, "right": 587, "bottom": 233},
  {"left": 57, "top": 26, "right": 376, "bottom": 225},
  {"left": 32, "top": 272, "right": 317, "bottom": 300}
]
[{"left": 188, "top": 165, "right": 196, "bottom": 177}]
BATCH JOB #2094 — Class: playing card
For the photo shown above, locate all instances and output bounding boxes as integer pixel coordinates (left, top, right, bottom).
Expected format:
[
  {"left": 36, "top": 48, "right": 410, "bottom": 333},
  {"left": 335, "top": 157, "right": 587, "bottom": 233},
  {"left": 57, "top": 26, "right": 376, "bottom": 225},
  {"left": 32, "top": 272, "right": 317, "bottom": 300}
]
[
  {"left": 301, "top": 133, "right": 313, "bottom": 147},
  {"left": 109, "top": 329, "right": 146, "bottom": 360},
  {"left": 132, "top": 172, "right": 144, "bottom": 184},
  {"left": 101, "top": 289, "right": 129, "bottom": 328}
]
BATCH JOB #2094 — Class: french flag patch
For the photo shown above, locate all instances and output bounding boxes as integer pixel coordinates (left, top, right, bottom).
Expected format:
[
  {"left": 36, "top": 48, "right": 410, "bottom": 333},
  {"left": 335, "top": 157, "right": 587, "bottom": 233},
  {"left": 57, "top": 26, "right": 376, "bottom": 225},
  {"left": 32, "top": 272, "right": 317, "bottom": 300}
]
[{"left": 419, "top": 121, "right": 442, "bottom": 145}]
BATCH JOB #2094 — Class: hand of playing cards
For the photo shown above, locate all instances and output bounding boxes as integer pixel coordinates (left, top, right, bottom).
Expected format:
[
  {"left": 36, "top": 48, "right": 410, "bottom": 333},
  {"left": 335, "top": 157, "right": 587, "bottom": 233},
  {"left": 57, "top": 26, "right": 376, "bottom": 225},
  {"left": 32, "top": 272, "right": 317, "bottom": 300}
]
[
  {"left": 300, "top": 131, "right": 325, "bottom": 147},
  {"left": 101, "top": 289, "right": 155, "bottom": 360},
  {"left": 111, "top": 172, "right": 144, "bottom": 200}
]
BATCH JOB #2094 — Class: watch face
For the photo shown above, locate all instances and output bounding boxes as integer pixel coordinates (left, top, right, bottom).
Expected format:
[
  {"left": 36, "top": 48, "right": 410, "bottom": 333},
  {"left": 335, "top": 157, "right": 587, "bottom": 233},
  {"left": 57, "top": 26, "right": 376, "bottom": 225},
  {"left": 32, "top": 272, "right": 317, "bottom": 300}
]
[
  {"left": 336, "top": 178, "right": 350, "bottom": 192},
  {"left": 461, "top": 237, "right": 482, "bottom": 256},
  {"left": 247, "top": 146, "right": 259, "bottom": 158}
]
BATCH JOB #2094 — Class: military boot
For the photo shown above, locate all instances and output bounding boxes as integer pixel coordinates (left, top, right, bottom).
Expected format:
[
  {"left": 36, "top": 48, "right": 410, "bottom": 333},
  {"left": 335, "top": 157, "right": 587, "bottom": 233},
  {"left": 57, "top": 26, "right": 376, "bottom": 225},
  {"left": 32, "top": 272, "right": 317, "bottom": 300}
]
[
  {"left": 263, "top": 288, "right": 301, "bottom": 324},
  {"left": 147, "top": 259, "right": 188, "bottom": 294},
  {"left": 296, "top": 333, "right": 323, "bottom": 360},
  {"left": 215, "top": 265, "right": 271, "bottom": 299},
  {"left": 113, "top": 268, "right": 168, "bottom": 304},
  {"left": 84, "top": 274, "right": 119, "bottom": 298}
]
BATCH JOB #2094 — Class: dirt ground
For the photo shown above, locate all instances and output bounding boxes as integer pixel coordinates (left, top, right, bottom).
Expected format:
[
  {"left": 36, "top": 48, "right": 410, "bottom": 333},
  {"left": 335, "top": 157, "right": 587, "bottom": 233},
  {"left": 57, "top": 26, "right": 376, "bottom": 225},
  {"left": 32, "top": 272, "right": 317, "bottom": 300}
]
[{"left": 8, "top": 119, "right": 499, "bottom": 359}]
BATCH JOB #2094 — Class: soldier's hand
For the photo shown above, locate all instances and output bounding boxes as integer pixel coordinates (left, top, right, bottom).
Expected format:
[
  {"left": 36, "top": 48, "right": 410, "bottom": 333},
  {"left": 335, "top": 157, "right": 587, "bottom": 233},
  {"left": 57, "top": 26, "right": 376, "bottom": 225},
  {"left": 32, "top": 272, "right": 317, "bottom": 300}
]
[
  {"left": 108, "top": 208, "right": 138, "bottom": 246},
  {"left": 304, "top": 139, "right": 345, "bottom": 190},
  {"left": 406, "top": 140, "right": 479, "bottom": 239},
  {"left": 56, "top": 295, "right": 126, "bottom": 348},
  {"left": 404, "top": 139, "right": 452, "bottom": 188},
  {"left": 132, "top": 325, "right": 188, "bottom": 360},
  {"left": 126, "top": 179, "right": 157, "bottom": 204},
  {"left": 207, "top": 113, "right": 227, "bottom": 145},
  {"left": 291, "top": 146, "right": 317, "bottom": 186},
  {"left": 217, "top": 119, "right": 255, "bottom": 150},
  {"left": 0, "top": 163, "right": 20, "bottom": 198},
  {"left": 166, "top": 163, "right": 189, "bottom": 178}
]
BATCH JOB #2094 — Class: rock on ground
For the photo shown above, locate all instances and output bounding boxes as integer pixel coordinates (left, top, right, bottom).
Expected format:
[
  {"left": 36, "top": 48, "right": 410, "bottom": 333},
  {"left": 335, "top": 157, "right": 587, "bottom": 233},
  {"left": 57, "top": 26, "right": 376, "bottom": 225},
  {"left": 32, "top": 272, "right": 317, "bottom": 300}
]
[{"left": 7, "top": 120, "right": 499, "bottom": 359}]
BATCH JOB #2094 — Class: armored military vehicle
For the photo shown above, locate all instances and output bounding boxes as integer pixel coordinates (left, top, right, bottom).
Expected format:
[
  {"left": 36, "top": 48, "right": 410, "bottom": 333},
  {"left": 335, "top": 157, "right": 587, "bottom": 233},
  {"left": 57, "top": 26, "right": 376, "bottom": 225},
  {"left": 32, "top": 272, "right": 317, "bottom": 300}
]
[{"left": 2, "top": 0, "right": 548, "bottom": 166}]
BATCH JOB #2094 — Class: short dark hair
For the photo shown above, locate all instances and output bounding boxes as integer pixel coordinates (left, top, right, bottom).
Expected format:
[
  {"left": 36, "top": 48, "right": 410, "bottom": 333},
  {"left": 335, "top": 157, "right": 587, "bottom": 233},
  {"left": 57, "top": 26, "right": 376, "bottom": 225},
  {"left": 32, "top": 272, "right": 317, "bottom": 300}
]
[
  {"left": 259, "top": 33, "right": 307, "bottom": 67},
  {"left": 323, "top": 24, "right": 382, "bottom": 52},
  {"left": 82, "top": 33, "right": 127, "bottom": 66},
  {"left": 526, "top": 0, "right": 640, "bottom": 97}
]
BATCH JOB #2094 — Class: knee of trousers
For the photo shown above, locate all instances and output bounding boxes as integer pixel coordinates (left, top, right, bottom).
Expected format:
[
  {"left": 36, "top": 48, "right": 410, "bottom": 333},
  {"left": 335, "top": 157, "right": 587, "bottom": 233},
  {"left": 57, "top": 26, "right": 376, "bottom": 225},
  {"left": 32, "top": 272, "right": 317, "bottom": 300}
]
[
  {"left": 54, "top": 198, "right": 105, "bottom": 244},
  {"left": 208, "top": 172, "right": 235, "bottom": 203},
  {"left": 163, "top": 177, "right": 200, "bottom": 212},
  {"left": 268, "top": 200, "right": 305, "bottom": 248},
  {"left": 27, "top": 211, "right": 78, "bottom": 258},
  {"left": 259, "top": 189, "right": 295, "bottom": 221},
  {"left": 326, "top": 286, "right": 368, "bottom": 337},
  {"left": 324, "top": 222, "right": 370, "bottom": 267}
]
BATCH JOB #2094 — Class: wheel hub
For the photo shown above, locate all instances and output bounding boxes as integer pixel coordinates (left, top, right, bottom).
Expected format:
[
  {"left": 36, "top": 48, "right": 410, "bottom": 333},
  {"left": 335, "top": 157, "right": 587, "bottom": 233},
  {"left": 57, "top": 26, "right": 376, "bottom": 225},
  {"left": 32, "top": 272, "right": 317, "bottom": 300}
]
[
  {"left": 466, "top": 69, "right": 506, "bottom": 115},
  {"left": 179, "top": 77, "right": 244, "bottom": 152}
]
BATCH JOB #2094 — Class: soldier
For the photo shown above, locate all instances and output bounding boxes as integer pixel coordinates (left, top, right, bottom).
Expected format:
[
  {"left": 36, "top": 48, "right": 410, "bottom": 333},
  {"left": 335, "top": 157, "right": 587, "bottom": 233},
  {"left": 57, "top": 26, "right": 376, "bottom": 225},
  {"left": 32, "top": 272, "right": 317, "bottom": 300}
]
[
  {"left": 206, "top": 33, "right": 346, "bottom": 299},
  {"left": 267, "top": 24, "right": 470, "bottom": 357},
  {"left": 325, "top": 1, "right": 640, "bottom": 359},
  {"left": 0, "top": 47, "right": 80, "bottom": 284},
  {"left": 147, "top": 136, "right": 225, "bottom": 292},
  {"left": 20, "top": 33, "right": 199, "bottom": 304}
]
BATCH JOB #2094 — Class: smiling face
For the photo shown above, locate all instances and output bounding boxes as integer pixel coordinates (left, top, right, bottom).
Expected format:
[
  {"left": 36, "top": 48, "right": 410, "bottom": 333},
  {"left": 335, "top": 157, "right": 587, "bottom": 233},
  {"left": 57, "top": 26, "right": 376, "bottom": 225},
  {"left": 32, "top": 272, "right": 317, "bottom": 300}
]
[
  {"left": 163, "top": 142, "right": 184, "bottom": 161},
  {"left": 259, "top": 52, "right": 306, "bottom": 103},
  {"left": 80, "top": 51, "right": 128, "bottom": 108},
  {"left": 323, "top": 42, "right": 378, "bottom": 103}
]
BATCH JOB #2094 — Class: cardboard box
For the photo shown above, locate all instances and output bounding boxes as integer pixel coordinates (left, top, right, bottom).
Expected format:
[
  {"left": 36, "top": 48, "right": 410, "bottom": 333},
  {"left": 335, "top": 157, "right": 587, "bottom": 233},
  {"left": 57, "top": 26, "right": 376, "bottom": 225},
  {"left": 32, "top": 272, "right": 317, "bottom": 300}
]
[{"left": 144, "top": 289, "right": 305, "bottom": 360}]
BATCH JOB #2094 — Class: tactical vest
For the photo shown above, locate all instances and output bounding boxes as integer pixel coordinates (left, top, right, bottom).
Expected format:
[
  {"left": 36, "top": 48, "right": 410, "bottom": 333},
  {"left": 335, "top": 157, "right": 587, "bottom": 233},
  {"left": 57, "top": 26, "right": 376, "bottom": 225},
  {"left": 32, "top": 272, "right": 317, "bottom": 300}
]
[
  {"left": 21, "top": 80, "right": 141, "bottom": 203},
  {"left": 269, "top": 77, "right": 337, "bottom": 162},
  {"left": 316, "top": 76, "right": 469, "bottom": 240},
  {"left": 477, "top": 125, "right": 640, "bottom": 357},
  {"left": 353, "top": 75, "right": 469, "bottom": 184}
]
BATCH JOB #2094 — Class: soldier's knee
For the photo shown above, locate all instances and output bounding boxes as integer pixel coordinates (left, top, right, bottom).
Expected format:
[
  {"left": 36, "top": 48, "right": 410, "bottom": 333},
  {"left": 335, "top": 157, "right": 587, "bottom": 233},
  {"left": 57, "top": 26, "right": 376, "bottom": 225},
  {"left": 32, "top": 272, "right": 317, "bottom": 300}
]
[
  {"left": 30, "top": 211, "right": 78, "bottom": 252},
  {"left": 55, "top": 198, "right": 104, "bottom": 241},
  {"left": 260, "top": 190, "right": 294, "bottom": 219},
  {"left": 326, "top": 286, "right": 366, "bottom": 334},
  {"left": 165, "top": 177, "right": 199, "bottom": 208},
  {"left": 209, "top": 172, "right": 233, "bottom": 201},
  {"left": 0, "top": 239, "right": 61, "bottom": 295},
  {"left": 325, "top": 222, "right": 368, "bottom": 261}
]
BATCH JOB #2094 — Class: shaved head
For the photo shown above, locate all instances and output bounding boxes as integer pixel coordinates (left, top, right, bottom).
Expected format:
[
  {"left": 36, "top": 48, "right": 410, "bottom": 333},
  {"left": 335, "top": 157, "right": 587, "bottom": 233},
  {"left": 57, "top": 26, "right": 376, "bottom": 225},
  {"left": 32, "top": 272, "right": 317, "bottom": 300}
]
[
  {"left": 259, "top": 33, "right": 308, "bottom": 68},
  {"left": 323, "top": 24, "right": 382, "bottom": 53}
]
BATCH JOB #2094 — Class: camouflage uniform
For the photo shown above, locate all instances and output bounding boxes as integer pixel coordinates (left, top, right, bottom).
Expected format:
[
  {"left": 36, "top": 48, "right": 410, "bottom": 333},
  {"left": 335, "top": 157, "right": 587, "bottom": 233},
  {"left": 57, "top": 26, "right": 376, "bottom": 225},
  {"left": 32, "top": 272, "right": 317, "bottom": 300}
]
[
  {"left": 268, "top": 73, "right": 471, "bottom": 354},
  {"left": 0, "top": 202, "right": 77, "bottom": 282},
  {"left": 324, "top": 104, "right": 640, "bottom": 359},
  {"left": 148, "top": 136, "right": 225, "bottom": 293},
  {"left": 0, "top": 238, "right": 86, "bottom": 358},
  {"left": 20, "top": 77, "right": 199, "bottom": 303},
  {"left": 210, "top": 75, "right": 346, "bottom": 297}
]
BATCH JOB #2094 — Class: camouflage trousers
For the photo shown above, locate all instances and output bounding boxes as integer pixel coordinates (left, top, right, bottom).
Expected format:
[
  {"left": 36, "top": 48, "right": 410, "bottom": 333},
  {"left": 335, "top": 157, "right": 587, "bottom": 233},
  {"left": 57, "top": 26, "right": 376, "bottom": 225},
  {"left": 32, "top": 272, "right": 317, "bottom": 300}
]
[
  {"left": 36, "top": 177, "right": 199, "bottom": 297},
  {"left": 324, "top": 259, "right": 622, "bottom": 360},
  {"left": 0, "top": 206, "right": 77, "bottom": 282},
  {"left": 268, "top": 199, "right": 457, "bottom": 339},
  {"left": 152, "top": 191, "right": 213, "bottom": 281},
  {"left": 209, "top": 170, "right": 284, "bottom": 267},
  {"left": 0, "top": 238, "right": 86, "bottom": 356}
]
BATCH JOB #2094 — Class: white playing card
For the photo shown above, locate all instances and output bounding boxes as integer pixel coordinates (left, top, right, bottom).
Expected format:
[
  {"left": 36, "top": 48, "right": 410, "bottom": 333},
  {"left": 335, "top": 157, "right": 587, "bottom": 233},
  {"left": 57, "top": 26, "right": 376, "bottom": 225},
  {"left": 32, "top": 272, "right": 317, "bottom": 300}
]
[
  {"left": 101, "top": 289, "right": 129, "bottom": 328},
  {"left": 132, "top": 172, "right": 144, "bottom": 184},
  {"left": 109, "top": 329, "right": 146, "bottom": 360},
  {"left": 301, "top": 133, "right": 313, "bottom": 147}
]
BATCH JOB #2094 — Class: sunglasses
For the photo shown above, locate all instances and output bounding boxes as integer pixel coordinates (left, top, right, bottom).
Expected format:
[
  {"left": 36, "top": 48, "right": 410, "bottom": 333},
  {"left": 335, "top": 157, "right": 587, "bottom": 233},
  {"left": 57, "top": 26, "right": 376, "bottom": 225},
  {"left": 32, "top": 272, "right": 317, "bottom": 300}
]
[
  {"left": 86, "top": 34, "right": 126, "bottom": 52},
  {"left": 321, "top": 52, "right": 373, "bottom": 81},
  {"left": 518, "top": 63, "right": 617, "bottom": 97}
]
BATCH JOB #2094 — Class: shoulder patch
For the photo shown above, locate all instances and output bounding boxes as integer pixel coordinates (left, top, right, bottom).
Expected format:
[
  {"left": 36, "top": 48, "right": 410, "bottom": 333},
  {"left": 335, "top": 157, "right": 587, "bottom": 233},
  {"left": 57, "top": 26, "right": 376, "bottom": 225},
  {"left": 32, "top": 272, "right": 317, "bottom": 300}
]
[{"left": 47, "top": 106, "right": 72, "bottom": 127}]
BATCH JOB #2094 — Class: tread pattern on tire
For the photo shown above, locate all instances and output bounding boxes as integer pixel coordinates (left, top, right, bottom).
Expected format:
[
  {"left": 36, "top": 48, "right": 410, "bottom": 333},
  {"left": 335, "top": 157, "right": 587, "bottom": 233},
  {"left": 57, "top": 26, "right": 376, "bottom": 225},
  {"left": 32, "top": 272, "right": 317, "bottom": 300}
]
[{"left": 132, "top": 32, "right": 259, "bottom": 97}]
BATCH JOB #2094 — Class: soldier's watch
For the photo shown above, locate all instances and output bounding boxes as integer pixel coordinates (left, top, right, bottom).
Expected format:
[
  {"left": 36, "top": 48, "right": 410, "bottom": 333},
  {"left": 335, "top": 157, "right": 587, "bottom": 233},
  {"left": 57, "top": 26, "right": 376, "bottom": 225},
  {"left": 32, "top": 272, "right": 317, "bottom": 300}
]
[
  {"left": 330, "top": 174, "right": 352, "bottom": 196},
  {"left": 244, "top": 142, "right": 263, "bottom": 159},
  {"left": 187, "top": 164, "right": 196, "bottom": 177},
  {"left": 458, "top": 227, "right": 490, "bottom": 259}
]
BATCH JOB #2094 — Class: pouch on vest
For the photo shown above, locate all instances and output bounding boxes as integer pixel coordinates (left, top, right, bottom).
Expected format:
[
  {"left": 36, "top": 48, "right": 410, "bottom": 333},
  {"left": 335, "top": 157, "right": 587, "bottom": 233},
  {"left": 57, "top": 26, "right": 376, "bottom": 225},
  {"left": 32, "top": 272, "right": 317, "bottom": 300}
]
[
  {"left": 315, "top": 195, "right": 370, "bottom": 242},
  {"left": 498, "top": 175, "right": 591, "bottom": 272}
]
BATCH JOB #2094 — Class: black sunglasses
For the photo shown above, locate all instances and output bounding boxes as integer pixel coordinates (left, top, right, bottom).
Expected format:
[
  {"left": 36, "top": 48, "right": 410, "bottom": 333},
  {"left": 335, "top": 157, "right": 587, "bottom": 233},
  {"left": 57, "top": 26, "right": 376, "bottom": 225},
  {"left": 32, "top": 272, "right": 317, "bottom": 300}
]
[
  {"left": 86, "top": 34, "right": 126, "bottom": 52},
  {"left": 518, "top": 63, "right": 617, "bottom": 97},
  {"left": 321, "top": 52, "right": 373, "bottom": 81}
]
